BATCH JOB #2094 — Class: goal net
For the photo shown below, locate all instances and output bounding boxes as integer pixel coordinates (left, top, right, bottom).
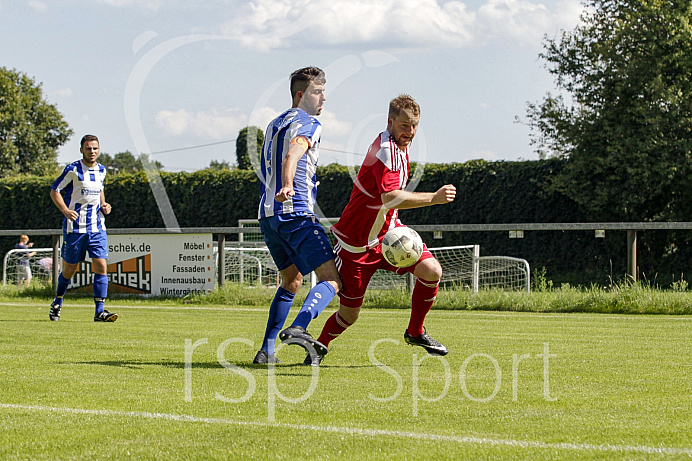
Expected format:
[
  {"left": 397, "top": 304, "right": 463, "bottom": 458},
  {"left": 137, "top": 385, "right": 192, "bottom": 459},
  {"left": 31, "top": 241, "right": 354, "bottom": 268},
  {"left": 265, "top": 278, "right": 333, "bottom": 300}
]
[
  {"left": 359, "top": 247, "right": 530, "bottom": 292},
  {"left": 367, "top": 245, "right": 479, "bottom": 290},
  {"left": 478, "top": 256, "right": 530, "bottom": 292},
  {"left": 2, "top": 248, "right": 54, "bottom": 285},
  {"left": 220, "top": 240, "right": 530, "bottom": 292},
  {"left": 223, "top": 245, "right": 280, "bottom": 287}
]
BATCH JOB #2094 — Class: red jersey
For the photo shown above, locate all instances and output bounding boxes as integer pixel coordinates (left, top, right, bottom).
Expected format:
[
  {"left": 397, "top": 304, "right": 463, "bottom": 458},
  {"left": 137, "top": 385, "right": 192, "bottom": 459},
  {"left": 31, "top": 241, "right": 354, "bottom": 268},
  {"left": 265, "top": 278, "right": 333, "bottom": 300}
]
[{"left": 332, "top": 130, "right": 409, "bottom": 252}]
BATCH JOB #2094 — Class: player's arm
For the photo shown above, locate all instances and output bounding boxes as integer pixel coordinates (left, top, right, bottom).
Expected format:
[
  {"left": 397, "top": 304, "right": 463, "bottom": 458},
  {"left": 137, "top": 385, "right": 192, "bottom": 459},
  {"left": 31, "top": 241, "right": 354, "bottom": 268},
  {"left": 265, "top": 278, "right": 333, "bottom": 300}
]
[
  {"left": 49, "top": 188, "right": 79, "bottom": 221},
  {"left": 275, "top": 136, "right": 309, "bottom": 203},
  {"left": 100, "top": 190, "right": 112, "bottom": 215},
  {"left": 381, "top": 184, "right": 456, "bottom": 210}
]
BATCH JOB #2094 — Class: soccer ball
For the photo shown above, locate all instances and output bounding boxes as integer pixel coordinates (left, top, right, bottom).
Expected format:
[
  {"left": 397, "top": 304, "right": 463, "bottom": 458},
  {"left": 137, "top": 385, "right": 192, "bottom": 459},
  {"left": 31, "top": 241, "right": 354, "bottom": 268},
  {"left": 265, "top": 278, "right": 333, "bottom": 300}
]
[{"left": 381, "top": 226, "right": 424, "bottom": 268}]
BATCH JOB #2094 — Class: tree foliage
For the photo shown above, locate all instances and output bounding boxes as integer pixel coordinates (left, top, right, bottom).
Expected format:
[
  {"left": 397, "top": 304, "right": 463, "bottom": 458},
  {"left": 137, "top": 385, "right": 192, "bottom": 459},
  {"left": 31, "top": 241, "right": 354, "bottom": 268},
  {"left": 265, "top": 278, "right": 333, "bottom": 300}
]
[
  {"left": 207, "top": 159, "right": 231, "bottom": 170},
  {"left": 0, "top": 67, "right": 73, "bottom": 177},
  {"left": 236, "top": 126, "right": 264, "bottom": 170},
  {"left": 98, "top": 151, "right": 163, "bottom": 174},
  {"left": 527, "top": 0, "right": 692, "bottom": 221}
]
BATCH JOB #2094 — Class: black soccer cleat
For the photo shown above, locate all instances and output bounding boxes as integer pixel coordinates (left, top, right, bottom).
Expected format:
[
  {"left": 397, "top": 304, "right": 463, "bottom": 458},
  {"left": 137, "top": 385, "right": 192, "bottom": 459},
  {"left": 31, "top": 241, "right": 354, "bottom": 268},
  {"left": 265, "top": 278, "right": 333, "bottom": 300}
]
[
  {"left": 303, "top": 352, "right": 324, "bottom": 367},
  {"left": 279, "top": 326, "right": 328, "bottom": 357},
  {"left": 253, "top": 349, "right": 281, "bottom": 365},
  {"left": 94, "top": 310, "right": 119, "bottom": 322},
  {"left": 404, "top": 328, "right": 448, "bottom": 356},
  {"left": 49, "top": 300, "right": 62, "bottom": 322}
]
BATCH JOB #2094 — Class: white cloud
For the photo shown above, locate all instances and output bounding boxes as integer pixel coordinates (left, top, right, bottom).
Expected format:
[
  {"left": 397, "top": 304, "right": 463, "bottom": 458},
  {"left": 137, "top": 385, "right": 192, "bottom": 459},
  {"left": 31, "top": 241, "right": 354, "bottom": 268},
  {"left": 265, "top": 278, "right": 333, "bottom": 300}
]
[
  {"left": 476, "top": 0, "right": 581, "bottom": 45},
  {"left": 93, "top": 0, "right": 162, "bottom": 9},
  {"left": 27, "top": 1, "right": 48, "bottom": 13},
  {"left": 55, "top": 88, "right": 73, "bottom": 97},
  {"left": 217, "top": 0, "right": 583, "bottom": 51},
  {"left": 155, "top": 108, "right": 248, "bottom": 140},
  {"left": 317, "top": 110, "right": 352, "bottom": 137},
  {"left": 158, "top": 106, "right": 354, "bottom": 149},
  {"left": 247, "top": 106, "right": 280, "bottom": 133}
]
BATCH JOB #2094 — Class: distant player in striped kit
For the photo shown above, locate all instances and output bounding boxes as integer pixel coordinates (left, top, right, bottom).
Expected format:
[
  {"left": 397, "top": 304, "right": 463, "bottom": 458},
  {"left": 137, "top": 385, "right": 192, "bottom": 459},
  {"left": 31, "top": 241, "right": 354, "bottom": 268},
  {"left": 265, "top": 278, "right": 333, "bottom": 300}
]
[
  {"left": 313, "top": 94, "right": 456, "bottom": 364},
  {"left": 49, "top": 134, "right": 118, "bottom": 322},
  {"left": 253, "top": 67, "right": 342, "bottom": 365}
]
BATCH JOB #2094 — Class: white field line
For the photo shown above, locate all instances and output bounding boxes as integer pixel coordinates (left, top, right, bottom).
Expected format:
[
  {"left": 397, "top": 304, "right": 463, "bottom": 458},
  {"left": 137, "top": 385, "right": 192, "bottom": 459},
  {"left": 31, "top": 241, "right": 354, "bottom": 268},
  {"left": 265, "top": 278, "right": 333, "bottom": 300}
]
[
  {"left": 2, "top": 403, "right": 691, "bottom": 456},
  {"left": 4, "top": 302, "right": 692, "bottom": 321}
]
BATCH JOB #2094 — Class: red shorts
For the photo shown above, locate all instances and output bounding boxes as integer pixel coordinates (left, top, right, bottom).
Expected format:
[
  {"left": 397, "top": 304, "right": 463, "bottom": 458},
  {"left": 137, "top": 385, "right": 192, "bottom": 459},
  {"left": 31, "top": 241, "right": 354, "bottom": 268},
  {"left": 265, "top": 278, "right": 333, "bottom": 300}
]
[{"left": 334, "top": 242, "right": 434, "bottom": 308}]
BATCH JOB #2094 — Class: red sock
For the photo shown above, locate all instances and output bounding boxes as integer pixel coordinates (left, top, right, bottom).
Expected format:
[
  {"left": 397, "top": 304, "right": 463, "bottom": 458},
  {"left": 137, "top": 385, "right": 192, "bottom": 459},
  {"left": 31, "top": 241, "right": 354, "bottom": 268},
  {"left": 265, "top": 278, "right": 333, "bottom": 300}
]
[
  {"left": 318, "top": 311, "right": 353, "bottom": 347},
  {"left": 407, "top": 278, "right": 439, "bottom": 336}
]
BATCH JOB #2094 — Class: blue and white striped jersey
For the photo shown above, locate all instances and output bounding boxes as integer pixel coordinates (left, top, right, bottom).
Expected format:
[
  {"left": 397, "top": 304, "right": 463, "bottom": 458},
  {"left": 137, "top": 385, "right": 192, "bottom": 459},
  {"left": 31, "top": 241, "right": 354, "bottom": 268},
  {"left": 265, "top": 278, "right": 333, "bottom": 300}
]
[
  {"left": 258, "top": 108, "right": 322, "bottom": 219},
  {"left": 52, "top": 160, "right": 107, "bottom": 234}
]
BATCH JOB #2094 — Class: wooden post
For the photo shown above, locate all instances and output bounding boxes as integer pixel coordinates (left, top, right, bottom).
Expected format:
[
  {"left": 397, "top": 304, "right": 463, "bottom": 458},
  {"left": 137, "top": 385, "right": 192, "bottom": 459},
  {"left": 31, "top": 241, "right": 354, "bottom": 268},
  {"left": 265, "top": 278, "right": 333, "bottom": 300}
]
[
  {"left": 217, "top": 234, "right": 225, "bottom": 288},
  {"left": 627, "top": 230, "right": 637, "bottom": 281}
]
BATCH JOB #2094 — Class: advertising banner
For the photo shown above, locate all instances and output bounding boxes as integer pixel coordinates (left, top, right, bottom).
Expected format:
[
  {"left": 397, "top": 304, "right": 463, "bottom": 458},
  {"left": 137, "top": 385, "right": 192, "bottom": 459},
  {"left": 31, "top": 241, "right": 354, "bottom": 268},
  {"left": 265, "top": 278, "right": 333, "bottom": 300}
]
[{"left": 66, "top": 233, "right": 215, "bottom": 296}]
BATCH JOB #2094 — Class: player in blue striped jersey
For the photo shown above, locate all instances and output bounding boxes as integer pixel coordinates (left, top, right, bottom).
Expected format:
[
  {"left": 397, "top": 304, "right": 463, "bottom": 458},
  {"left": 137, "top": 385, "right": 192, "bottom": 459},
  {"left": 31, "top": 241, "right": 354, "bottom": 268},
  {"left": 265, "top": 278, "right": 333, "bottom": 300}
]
[
  {"left": 253, "top": 67, "right": 342, "bottom": 365},
  {"left": 48, "top": 134, "right": 118, "bottom": 322}
]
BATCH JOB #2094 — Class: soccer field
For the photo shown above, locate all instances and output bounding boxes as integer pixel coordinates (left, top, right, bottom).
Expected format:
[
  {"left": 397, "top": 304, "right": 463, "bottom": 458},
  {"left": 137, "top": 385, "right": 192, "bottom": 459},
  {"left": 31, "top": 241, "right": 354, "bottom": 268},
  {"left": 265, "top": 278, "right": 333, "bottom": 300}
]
[{"left": 1, "top": 300, "right": 691, "bottom": 460}]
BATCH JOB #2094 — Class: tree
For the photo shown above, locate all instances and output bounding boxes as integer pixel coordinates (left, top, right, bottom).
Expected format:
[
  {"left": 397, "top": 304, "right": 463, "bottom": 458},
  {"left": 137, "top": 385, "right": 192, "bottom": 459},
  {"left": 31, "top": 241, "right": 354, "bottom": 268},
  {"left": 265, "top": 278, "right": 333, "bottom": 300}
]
[
  {"left": 526, "top": 0, "right": 692, "bottom": 221},
  {"left": 208, "top": 159, "right": 231, "bottom": 170},
  {"left": 0, "top": 67, "right": 73, "bottom": 177},
  {"left": 236, "top": 126, "right": 264, "bottom": 170},
  {"left": 99, "top": 151, "right": 163, "bottom": 174}
]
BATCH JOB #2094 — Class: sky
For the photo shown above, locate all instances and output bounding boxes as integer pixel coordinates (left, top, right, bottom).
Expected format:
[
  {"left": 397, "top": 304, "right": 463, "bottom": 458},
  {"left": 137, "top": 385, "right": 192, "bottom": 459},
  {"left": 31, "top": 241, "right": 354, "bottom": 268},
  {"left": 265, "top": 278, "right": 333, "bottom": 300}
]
[{"left": 1, "top": 0, "right": 585, "bottom": 172}]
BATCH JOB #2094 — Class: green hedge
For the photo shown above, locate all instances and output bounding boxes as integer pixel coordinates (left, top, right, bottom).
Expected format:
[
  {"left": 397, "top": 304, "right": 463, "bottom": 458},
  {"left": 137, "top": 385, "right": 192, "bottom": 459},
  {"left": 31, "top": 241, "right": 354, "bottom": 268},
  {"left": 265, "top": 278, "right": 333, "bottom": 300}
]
[{"left": 0, "top": 160, "right": 688, "bottom": 286}]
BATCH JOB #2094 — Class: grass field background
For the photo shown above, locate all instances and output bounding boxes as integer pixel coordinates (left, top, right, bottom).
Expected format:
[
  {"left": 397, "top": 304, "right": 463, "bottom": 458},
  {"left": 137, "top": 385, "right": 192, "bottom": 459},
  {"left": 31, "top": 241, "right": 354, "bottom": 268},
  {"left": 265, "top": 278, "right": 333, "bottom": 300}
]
[{"left": 1, "top": 295, "right": 692, "bottom": 460}]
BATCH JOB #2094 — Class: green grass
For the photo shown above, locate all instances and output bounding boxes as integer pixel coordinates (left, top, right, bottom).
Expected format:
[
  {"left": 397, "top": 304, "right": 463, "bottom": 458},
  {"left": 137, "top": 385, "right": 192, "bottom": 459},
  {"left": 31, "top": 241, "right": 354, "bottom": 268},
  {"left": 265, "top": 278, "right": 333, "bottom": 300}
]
[
  {"left": 1, "top": 297, "right": 692, "bottom": 460},
  {"left": 196, "top": 281, "right": 692, "bottom": 315},
  {"left": 5, "top": 278, "right": 692, "bottom": 314}
]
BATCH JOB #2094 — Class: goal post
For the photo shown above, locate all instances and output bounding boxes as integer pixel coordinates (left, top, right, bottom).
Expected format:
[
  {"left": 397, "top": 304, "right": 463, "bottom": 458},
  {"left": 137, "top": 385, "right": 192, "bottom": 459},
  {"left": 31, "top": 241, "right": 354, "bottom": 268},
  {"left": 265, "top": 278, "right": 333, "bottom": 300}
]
[
  {"left": 478, "top": 256, "right": 531, "bottom": 293},
  {"left": 229, "top": 219, "right": 530, "bottom": 292},
  {"left": 219, "top": 243, "right": 530, "bottom": 292},
  {"left": 2, "top": 248, "right": 55, "bottom": 286}
]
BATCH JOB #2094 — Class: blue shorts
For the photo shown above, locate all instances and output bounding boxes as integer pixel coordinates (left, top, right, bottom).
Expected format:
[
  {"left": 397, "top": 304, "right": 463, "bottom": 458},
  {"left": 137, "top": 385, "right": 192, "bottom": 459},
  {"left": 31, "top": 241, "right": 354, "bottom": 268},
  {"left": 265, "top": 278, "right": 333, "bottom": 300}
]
[
  {"left": 259, "top": 214, "right": 334, "bottom": 275},
  {"left": 62, "top": 232, "right": 109, "bottom": 264}
]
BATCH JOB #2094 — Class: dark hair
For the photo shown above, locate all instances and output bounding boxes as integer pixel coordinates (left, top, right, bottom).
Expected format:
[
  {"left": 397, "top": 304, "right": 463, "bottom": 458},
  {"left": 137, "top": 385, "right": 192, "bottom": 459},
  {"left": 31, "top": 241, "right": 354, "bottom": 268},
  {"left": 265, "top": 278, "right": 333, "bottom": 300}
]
[
  {"left": 290, "top": 67, "right": 325, "bottom": 100},
  {"left": 388, "top": 94, "right": 420, "bottom": 119},
  {"left": 80, "top": 134, "right": 99, "bottom": 148}
]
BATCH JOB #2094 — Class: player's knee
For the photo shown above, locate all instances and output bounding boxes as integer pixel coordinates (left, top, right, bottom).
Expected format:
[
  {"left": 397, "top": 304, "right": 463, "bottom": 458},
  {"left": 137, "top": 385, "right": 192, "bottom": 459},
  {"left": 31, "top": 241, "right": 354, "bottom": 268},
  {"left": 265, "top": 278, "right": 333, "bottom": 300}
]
[
  {"left": 282, "top": 275, "right": 303, "bottom": 293},
  {"left": 92, "top": 258, "right": 108, "bottom": 275},
  {"left": 419, "top": 259, "right": 443, "bottom": 281},
  {"left": 285, "top": 280, "right": 302, "bottom": 293},
  {"left": 332, "top": 277, "right": 342, "bottom": 294},
  {"left": 61, "top": 262, "right": 79, "bottom": 279},
  {"left": 316, "top": 262, "right": 342, "bottom": 293},
  {"left": 339, "top": 305, "right": 360, "bottom": 324}
]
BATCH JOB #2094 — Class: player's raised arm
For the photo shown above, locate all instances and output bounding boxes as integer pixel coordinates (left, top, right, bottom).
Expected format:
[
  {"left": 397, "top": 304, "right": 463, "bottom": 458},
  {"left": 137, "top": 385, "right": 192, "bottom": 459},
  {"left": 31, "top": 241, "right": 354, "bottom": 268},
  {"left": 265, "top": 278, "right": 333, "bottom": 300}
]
[{"left": 381, "top": 184, "right": 456, "bottom": 210}]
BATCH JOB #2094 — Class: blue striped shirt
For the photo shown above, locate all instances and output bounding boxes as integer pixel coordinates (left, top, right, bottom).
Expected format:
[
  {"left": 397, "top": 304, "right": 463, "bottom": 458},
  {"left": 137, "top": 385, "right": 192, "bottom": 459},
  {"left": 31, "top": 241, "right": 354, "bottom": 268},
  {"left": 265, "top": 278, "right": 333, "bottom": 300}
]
[
  {"left": 52, "top": 160, "right": 107, "bottom": 234},
  {"left": 258, "top": 108, "right": 322, "bottom": 218}
]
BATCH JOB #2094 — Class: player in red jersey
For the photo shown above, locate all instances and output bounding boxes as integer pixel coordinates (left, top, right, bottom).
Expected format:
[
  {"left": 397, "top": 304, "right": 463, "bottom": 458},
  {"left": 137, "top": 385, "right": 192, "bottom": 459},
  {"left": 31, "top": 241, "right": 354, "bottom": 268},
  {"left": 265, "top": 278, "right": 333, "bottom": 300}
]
[{"left": 310, "top": 94, "right": 456, "bottom": 365}]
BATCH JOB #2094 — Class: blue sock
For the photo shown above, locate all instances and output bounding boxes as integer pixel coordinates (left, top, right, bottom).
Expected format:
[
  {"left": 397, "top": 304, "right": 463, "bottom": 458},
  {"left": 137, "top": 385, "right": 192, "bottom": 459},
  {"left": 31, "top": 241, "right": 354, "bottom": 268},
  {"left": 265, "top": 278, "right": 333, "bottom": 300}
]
[
  {"left": 54, "top": 273, "right": 71, "bottom": 304},
  {"left": 291, "top": 281, "right": 337, "bottom": 330},
  {"left": 262, "top": 287, "right": 295, "bottom": 355},
  {"left": 93, "top": 274, "right": 108, "bottom": 316}
]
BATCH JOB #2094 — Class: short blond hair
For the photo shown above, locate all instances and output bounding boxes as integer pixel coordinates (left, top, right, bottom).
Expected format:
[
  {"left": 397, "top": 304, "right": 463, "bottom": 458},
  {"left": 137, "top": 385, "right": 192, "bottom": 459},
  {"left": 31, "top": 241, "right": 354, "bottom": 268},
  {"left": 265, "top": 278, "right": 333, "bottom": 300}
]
[
  {"left": 389, "top": 94, "right": 420, "bottom": 119},
  {"left": 19, "top": 235, "right": 29, "bottom": 242}
]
